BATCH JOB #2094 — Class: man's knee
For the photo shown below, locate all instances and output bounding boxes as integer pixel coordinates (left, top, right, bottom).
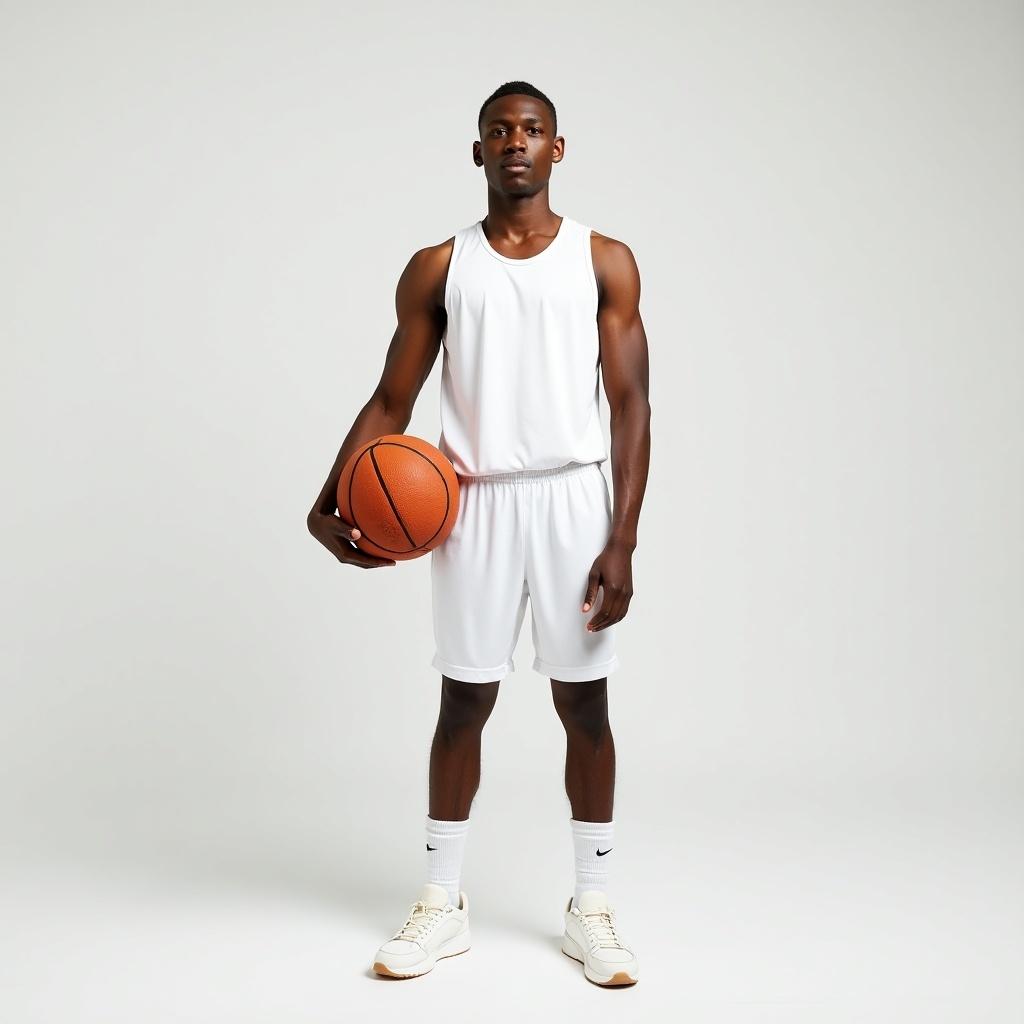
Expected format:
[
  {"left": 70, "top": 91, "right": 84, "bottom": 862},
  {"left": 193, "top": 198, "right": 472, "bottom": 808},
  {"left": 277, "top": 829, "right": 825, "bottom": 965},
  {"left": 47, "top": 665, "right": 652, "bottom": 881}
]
[
  {"left": 551, "top": 680, "right": 609, "bottom": 744},
  {"left": 436, "top": 676, "right": 499, "bottom": 740}
]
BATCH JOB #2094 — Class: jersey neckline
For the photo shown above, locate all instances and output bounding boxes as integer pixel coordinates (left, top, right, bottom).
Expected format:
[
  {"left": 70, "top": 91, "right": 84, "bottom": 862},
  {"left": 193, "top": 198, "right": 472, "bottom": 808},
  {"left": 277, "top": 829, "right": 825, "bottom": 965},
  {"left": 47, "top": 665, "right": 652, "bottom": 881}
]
[{"left": 475, "top": 215, "right": 569, "bottom": 265}]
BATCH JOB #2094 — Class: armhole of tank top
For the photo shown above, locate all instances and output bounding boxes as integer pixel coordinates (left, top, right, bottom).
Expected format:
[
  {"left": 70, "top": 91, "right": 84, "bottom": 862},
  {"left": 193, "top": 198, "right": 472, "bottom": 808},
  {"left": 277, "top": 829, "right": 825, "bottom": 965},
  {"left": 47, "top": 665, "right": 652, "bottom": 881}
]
[
  {"left": 581, "top": 223, "right": 600, "bottom": 310},
  {"left": 442, "top": 227, "right": 464, "bottom": 314}
]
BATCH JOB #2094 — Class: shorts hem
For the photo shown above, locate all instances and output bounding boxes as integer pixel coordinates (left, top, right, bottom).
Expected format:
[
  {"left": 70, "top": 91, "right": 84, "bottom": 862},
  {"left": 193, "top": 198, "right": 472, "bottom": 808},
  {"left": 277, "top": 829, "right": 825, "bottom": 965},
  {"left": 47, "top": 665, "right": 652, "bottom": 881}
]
[
  {"left": 532, "top": 653, "right": 621, "bottom": 681},
  {"left": 431, "top": 653, "right": 512, "bottom": 683}
]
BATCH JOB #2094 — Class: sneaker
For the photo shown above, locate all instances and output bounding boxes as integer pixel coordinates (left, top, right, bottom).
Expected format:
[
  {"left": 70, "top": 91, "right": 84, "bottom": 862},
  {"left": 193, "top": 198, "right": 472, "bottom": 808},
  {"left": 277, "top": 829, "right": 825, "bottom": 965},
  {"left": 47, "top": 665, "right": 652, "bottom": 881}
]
[
  {"left": 561, "top": 890, "right": 639, "bottom": 986},
  {"left": 372, "top": 883, "right": 471, "bottom": 978}
]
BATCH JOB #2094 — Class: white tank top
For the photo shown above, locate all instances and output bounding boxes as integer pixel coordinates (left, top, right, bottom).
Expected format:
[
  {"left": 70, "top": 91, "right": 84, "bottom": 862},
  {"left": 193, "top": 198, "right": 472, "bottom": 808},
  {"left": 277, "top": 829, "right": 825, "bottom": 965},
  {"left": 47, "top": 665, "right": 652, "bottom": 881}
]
[{"left": 437, "top": 214, "right": 608, "bottom": 477}]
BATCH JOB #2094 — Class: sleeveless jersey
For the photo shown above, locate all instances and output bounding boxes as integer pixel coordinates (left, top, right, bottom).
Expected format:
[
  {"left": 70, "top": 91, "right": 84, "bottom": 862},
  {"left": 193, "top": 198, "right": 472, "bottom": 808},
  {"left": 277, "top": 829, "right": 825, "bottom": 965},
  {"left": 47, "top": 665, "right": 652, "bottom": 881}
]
[{"left": 437, "top": 214, "right": 608, "bottom": 477}]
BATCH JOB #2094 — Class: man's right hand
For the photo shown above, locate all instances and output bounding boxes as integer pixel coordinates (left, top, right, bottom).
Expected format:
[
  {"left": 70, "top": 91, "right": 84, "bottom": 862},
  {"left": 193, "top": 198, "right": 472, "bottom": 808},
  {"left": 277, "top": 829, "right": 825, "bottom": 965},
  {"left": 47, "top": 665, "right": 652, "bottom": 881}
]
[{"left": 307, "top": 511, "right": 397, "bottom": 569}]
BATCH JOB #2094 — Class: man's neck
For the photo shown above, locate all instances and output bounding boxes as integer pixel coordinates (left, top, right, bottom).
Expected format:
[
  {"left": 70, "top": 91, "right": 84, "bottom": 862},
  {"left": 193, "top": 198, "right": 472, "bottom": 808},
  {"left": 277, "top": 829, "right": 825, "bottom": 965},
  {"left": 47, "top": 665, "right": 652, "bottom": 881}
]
[{"left": 482, "top": 192, "right": 559, "bottom": 239}]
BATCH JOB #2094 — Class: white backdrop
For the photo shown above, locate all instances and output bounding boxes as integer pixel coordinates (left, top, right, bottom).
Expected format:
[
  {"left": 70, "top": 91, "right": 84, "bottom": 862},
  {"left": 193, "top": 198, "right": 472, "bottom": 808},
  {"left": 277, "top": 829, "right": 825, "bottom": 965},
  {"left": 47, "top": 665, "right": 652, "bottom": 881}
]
[{"left": 2, "top": 2, "right": 1021, "bottom": 1021}]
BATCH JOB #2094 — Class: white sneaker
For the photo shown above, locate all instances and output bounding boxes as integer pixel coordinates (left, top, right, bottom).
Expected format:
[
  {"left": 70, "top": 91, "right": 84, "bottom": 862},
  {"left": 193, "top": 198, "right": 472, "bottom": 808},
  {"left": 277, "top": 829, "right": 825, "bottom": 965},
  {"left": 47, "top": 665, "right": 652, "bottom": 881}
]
[
  {"left": 372, "top": 883, "right": 471, "bottom": 978},
  {"left": 561, "top": 890, "right": 639, "bottom": 986}
]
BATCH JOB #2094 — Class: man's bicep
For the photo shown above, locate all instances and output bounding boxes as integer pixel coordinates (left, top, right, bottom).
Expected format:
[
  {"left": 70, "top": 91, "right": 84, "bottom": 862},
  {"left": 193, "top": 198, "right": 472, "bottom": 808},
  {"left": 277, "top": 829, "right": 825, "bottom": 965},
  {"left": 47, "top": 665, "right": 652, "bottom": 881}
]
[
  {"left": 596, "top": 240, "right": 650, "bottom": 411},
  {"left": 374, "top": 247, "right": 448, "bottom": 416}
]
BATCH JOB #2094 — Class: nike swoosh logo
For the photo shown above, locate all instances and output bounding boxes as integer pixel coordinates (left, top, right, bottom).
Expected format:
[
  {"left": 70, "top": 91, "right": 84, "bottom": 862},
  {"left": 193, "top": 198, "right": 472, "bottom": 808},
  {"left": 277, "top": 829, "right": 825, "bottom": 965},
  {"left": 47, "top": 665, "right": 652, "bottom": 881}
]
[
  {"left": 596, "top": 848, "right": 612, "bottom": 857},
  {"left": 426, "top": 844, "right": 437, "bottom": 851}
]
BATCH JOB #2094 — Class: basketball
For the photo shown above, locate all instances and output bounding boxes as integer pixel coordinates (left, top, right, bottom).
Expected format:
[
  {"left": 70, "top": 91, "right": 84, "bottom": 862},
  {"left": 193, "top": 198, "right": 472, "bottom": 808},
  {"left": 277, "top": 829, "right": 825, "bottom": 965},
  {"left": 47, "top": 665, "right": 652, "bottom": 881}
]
[{"left": 336, "top": 434, "right": 461, "bottom": 561}]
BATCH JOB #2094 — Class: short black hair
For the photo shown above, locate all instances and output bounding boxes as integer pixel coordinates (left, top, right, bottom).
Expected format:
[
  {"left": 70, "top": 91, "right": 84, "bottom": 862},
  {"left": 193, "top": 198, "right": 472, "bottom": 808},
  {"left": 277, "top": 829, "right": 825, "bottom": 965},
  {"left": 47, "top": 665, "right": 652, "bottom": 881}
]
[{"left": 478, "top": 81, "right": 557, "bottom": 137}]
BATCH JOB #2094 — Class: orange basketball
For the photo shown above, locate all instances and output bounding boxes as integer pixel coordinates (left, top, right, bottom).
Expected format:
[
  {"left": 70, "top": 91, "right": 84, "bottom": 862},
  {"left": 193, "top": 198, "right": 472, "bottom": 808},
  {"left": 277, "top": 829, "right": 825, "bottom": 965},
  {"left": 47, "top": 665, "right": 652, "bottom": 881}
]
[{"left": 336, "top": 435, "right": 460, "bottom": 561}]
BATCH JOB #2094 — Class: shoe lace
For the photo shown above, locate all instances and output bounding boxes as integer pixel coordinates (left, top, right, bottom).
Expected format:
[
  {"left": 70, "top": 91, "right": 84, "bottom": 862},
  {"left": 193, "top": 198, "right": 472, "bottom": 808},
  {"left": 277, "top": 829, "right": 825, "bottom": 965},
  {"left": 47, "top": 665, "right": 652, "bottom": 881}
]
[
  {"left": 392, "top": 901, "right": 451, "bottom": 943},
  {"left": 580, "top": 906, "right": 625, "bottom": 949}
]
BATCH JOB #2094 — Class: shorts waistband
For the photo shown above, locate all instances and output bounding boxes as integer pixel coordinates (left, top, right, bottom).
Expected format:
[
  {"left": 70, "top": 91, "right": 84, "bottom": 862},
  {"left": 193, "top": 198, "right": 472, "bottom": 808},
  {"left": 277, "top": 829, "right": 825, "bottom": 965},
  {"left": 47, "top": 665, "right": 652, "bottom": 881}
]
[{"left": 457, "top": 460, "right": 603, "bottom": 485}]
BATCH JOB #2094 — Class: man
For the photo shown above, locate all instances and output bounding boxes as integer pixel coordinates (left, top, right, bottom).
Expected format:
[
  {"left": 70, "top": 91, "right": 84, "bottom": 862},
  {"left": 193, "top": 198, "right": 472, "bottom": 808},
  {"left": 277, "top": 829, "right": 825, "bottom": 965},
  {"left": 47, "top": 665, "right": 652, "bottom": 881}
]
[{"left": 307, "top": 80, "right": 651, "bottom": 987}]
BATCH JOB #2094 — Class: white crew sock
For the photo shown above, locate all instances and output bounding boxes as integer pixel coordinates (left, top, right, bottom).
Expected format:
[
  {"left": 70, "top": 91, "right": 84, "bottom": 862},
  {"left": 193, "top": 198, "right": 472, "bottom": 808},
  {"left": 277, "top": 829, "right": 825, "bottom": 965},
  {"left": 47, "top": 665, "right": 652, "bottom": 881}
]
[
  {"left": 570, "top": 818, "right": 614, "bottom": 908},
  {"left": 426, "top": 815, "right": 470, "bottom": 906}
]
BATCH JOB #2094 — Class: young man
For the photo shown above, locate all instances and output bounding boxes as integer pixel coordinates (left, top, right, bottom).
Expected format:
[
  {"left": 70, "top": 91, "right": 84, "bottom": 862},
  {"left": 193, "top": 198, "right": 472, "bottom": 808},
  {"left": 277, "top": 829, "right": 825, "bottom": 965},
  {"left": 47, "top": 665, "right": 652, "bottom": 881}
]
[{"left": 307, "top": 81, "right": 651, "bottom": 987}]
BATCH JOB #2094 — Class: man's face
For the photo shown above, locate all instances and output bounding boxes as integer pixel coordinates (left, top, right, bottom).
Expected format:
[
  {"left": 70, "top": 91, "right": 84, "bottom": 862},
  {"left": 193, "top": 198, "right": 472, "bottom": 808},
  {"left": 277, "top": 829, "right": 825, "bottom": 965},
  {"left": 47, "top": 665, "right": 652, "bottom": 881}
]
[{"left": 474, "top": 95, "right": 563, "bottom": 195}]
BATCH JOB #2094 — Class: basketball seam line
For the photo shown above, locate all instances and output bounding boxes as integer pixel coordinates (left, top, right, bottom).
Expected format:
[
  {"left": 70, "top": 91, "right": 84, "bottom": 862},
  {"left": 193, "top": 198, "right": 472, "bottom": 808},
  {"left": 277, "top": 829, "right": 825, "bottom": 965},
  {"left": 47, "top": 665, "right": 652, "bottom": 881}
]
[
  {"left": 348, "top": 448, "right": 404, "bottom": 554},
  {"left": 348, "top": 450, "right": 388, "bottom": 552},
  {"left": 369, "top": 443, "right": 418, "bottom": 550},
  {"left": 380, "top": 441, "right": 452, "bottom": 548}
]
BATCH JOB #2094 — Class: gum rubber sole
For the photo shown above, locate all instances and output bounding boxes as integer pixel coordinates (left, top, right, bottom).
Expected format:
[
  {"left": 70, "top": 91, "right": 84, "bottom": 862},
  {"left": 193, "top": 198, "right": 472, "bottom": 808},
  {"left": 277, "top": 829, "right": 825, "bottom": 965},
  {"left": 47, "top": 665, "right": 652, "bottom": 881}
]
[
  {"left": 561, "top": 948, "right": 638, "bottom": 987},
  {"left": 561, "top": 936, "right": 639, "bottom": 987},
  {"left": 372, "top": 945, "right": 469, "bottom": 979}
]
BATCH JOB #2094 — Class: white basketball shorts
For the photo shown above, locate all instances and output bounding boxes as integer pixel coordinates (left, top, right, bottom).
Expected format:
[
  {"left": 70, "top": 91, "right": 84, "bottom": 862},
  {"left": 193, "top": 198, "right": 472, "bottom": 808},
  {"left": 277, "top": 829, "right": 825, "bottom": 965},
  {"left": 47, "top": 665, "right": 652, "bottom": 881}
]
[{"left": 430, "top": 459, "right": 621, "bottom": 683}]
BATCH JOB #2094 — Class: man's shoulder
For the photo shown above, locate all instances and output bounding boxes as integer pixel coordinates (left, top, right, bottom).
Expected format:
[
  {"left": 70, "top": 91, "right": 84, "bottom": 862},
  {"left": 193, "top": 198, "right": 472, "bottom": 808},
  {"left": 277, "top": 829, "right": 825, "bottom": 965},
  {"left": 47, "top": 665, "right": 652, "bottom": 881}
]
[
  {"left": 415, "top": 230, "right": 461, "bottom": 262},
  {"left": 587, "top": 227, "right": 638, "bottom": 279},
  {"left": 402, "top": 232, "right": 459, "bottom": 289},
  {"left": 586, "top": 224, "right": 632, "bottom": 253}
]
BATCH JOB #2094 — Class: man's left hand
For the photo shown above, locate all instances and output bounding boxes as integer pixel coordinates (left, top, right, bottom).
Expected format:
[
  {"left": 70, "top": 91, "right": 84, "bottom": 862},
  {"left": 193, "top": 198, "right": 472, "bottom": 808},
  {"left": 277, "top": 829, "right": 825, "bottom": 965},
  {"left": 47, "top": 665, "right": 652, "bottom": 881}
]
[{"left": 582, "top": 539, "right": 634, "bottom": 632}]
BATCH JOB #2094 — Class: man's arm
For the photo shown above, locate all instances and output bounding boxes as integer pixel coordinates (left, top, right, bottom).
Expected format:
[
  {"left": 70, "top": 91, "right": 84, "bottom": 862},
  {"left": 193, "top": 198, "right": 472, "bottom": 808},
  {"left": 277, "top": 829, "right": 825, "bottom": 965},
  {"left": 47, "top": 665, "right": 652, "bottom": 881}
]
[
  {"left": 306, "top": 240, "right": 452, "bottom": 569},
  {"left": 582, "top": 232, "right": 651, "bottom": 630}
]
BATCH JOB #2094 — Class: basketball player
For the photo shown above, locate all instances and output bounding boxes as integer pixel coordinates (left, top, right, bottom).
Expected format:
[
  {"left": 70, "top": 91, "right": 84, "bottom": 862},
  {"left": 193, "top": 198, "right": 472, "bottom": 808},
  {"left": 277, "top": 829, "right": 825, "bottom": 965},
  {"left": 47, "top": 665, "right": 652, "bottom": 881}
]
[{"left": 307, "top": 81, "right": 651, "bottom": 987}]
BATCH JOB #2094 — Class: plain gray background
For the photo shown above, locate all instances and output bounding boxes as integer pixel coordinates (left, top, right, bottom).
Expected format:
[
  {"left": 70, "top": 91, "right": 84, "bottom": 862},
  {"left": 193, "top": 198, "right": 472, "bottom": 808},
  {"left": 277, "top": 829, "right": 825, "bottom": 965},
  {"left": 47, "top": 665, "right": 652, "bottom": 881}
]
[{"left": 2, "top": 1, "right": 1022, "bottom": 1021}]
